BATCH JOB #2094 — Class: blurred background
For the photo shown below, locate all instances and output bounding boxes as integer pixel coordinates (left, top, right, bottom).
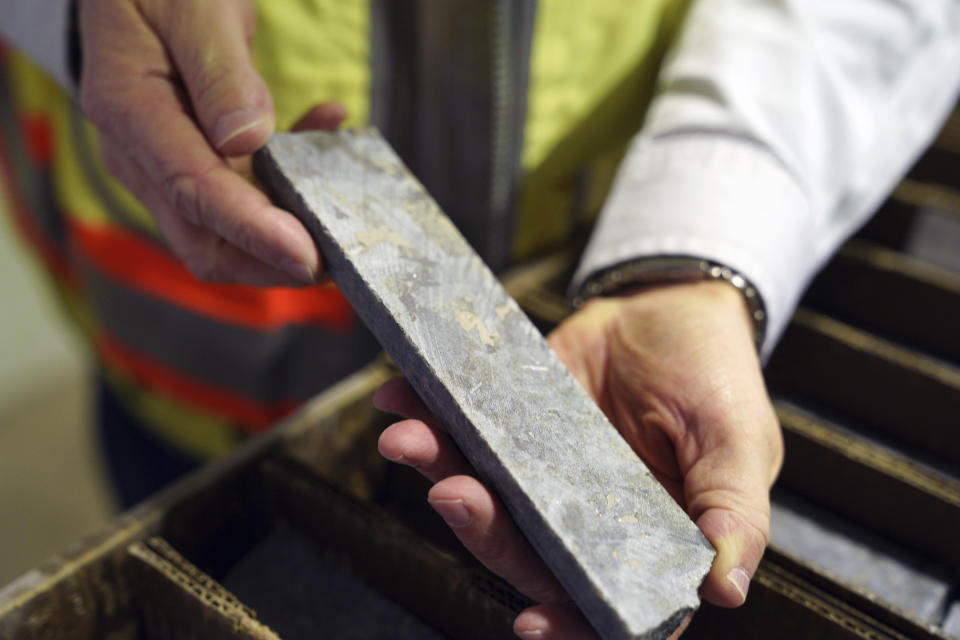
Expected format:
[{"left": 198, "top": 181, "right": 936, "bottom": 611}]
[{"left": 0, "top": 195, "right": 113, "bottom": 585}]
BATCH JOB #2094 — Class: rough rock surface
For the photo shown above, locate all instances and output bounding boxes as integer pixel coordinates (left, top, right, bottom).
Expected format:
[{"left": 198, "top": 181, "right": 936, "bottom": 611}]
[{"left": 254, "top": 130, "right": 715, "bottom": 640}]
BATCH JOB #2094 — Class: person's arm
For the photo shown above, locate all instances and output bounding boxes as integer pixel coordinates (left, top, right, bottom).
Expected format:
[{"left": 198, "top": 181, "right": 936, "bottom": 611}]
[
  {"left": 574, "top": 0, "right": 960, "bottom": 360},
  {"left": 377, "top": 3, "right": 960, "bottom": 639},
  {"left": 0, "top": 0, "right": 75, "bottom": 92}
]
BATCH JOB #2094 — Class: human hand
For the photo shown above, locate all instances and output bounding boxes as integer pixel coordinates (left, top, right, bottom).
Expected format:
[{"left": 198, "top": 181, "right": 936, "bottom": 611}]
[
  {"left": 374, "top": 280, "right": 783, "bottom": 638},
  {"left": 78, "top": 0, "right": 333, "bottom": 286}
]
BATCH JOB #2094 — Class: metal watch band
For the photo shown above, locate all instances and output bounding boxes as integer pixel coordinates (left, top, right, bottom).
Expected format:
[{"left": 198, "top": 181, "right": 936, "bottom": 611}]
[{"left": 571, "top": 257, "right": 768, "bottom": 351}]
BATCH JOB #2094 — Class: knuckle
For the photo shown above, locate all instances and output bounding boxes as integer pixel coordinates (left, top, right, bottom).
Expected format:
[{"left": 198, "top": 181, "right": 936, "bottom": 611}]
[
  {"left": 189, "top": 61, "right": 234, "bottom": 111},
  {"left": 743, "top": 513, "right": 771, "bottom": 550},
  {"left": 159, "top": 164, "right": 219, "bottom": 227},
  {"left": 161, "top": 170, "right": 203, "bottom": 223},
  {"left": 225, "top": 216, "right": 261, "bottom": 256},
  {"left": 469, "top": 525, "right": 511, "bottom": 568}
]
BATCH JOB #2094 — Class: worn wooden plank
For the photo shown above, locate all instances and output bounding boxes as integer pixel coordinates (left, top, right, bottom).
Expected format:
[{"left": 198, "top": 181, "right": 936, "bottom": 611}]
[
  {"left": 943, "top": 600, "right": 960, "bottom": 638},
  {"left": 767, "top": 309, "right": 960, "bottom": 467},
  {"left": 769, "top": 492, "right": 951, "bottom": 626},
  {"left": 261, "top": 459, "right": 524, "bottom": 639},
  {"left": 253, "top": 129, "right": 714, "bottom": 640},
  {"left": 774, "top": 401, "right": 960, "bottom": 572},
  {"left": 803, "top": 241, "right": 960, "bottom": 363}
]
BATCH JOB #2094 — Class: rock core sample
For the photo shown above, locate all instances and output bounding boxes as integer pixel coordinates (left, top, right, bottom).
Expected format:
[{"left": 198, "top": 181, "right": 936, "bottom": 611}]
[{"left": 253, "top": 130, "right": 715, "bottom": 640}]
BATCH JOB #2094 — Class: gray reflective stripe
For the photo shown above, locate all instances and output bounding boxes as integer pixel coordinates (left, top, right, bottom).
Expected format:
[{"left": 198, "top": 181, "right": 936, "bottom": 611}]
[
  {"left": 369, "top": 0, "right": 535, "bottom": 272},
  {"left": 84, "top": 264, "right": 380, "bottom": 404},
  {"left": 66, "top": 98, "right": 165, "bottom": 240},
  {"left": 0, "top": 67, "right": 67, "bottom": 249}
]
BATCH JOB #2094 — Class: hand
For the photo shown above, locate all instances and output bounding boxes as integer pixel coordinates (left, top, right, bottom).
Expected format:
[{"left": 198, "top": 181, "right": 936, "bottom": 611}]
[
  {"left": 374, "top": 280, "right": 783, "bottom": 639},
  {"left": 78, "top": 0, "right": 332, "bottom": 286}
]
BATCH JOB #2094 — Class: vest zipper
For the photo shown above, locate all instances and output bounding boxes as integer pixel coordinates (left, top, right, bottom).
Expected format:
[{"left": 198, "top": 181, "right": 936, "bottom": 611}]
[{"left": 487, "top": 0, "right": 535, "bottom": 270}]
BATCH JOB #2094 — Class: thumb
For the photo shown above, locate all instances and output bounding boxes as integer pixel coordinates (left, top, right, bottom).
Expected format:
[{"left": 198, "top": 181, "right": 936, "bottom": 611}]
[
  {"left": 695, "top": 506, "right": 769, "bottom": 607},
  {"left": 681, "top": 398, "right": 781, "bottom": 607},
  {"left": 146, "top": 0, "right": 275, "bottom": 155}
]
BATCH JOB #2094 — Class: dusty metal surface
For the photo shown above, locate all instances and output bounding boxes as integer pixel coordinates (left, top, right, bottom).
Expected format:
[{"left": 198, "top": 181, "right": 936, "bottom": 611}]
[{"left": 254, "top": 129, "right": 714, "bottom": 640}]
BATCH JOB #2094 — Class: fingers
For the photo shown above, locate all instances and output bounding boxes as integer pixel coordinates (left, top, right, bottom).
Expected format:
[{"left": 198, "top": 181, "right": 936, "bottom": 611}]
[
  {"left": 143, "top": 0, "right": 275, "bottom": 155},
  {"left": 114, "top": 80, "right": 314, "bottom": 277},
  {"left": 377, "top": 419, "right": 471, "bottom": 483},
  {"left": 514, "top": 604, "right": 687, "bottom": 640},
  {"left": 88, "top": 65, "right": 319, "bottom": 283},
  {"left": 429, "top": 476, "right": 568, "bottom": 604},
  {"left": 98, "top": 119, "right": 319, "bottom": 285},
  {"left": 375, "top": 378, "right": 568, "bottom": 606},
  {"left": 373, "top": 377, "right": 438, "bottom": 426},
  {"left": 291, "top": 103, "right": 349, "bottom": 132},
  {"left": 102, "top": 141, "right": 309, "bottom": 286},
  {"left": 79, "top": 0, "right": 323, "bottom": 286},
  {"left": 514, "top": 603, "right": 599, "bottom": 640}
]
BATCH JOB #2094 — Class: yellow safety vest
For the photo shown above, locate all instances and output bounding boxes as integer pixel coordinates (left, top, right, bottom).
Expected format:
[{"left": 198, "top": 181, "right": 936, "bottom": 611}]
[{"left": 0, "top": 0, "right": 686, "bottom": 459}]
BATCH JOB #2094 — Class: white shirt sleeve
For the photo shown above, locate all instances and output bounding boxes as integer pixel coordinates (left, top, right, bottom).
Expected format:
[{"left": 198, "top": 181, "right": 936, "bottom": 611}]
[
  {"left": 0, "top": 0, "right": 74, "bottom": 92},
  {"left": 572, "top": 0, "right": 960, "bottom": 360}
]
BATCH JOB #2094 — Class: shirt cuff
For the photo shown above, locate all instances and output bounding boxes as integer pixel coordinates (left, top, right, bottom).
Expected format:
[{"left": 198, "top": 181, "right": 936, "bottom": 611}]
[{"left": 571, "top": 133, "right": 816, "bottom": 361}]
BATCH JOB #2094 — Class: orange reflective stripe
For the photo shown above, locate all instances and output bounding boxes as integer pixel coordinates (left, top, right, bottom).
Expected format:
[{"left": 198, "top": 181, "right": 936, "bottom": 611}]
[
  {"left": 95, "top": 332, "right": 297, "bottom": 432},
  {"left": 69, "top": 219, "right": 355, "bottom": 332},
  {"left": 20, "top": 112, "right": 54, "bottom": 167}
]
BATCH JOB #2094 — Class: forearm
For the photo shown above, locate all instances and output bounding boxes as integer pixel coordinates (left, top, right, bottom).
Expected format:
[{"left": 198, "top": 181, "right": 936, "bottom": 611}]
[
  {"left": 0, "top": 0, "right": 75, "bottom": 92},
  {"left": 574, "top": 0, "right": 960, "bottom": 359}
]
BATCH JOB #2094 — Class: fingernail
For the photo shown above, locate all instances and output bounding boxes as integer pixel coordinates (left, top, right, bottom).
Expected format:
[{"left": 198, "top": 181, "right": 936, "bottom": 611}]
[
  {"left": 214, "top": 108, "right": 268, "bottom": 149},
  {"left": 726, "top": 567, "right": 751, "bottom": 604},
  {"left": 378, "top": 448, "right": 405, "bottom": 463},
  {"left": 279, "top": 258, "right": 316, "bottom": 285},
  {"left": 515, "top": 631, "right": 544, "bottom": 639},
  {"left": 429, "top": 498, "right": 471, "bottom": 527}
]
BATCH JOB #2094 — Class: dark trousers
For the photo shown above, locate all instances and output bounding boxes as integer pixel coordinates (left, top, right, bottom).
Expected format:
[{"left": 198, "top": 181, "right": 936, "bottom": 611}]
[{"left": 96, "top": 374, "right": 201, "bottom": 509}]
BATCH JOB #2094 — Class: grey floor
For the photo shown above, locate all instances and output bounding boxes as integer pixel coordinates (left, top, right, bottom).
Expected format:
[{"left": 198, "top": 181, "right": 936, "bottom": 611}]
[{"left": 0, "top": 199, "right": 115, "bottom": 585}]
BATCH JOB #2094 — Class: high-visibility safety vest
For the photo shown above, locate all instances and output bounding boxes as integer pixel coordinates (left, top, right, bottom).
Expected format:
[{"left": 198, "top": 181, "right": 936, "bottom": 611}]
[{"left": 0, "top": 0, "right": 686, "bottom": 459}]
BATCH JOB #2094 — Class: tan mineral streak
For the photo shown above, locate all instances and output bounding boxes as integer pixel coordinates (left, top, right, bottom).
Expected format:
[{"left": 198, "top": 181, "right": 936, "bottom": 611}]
[
  {"left": 355, "top": 228, "right": 413, "bottom": 250},
  {"left": 454, "top": 310, "right": 499, "bottom": 347}
]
